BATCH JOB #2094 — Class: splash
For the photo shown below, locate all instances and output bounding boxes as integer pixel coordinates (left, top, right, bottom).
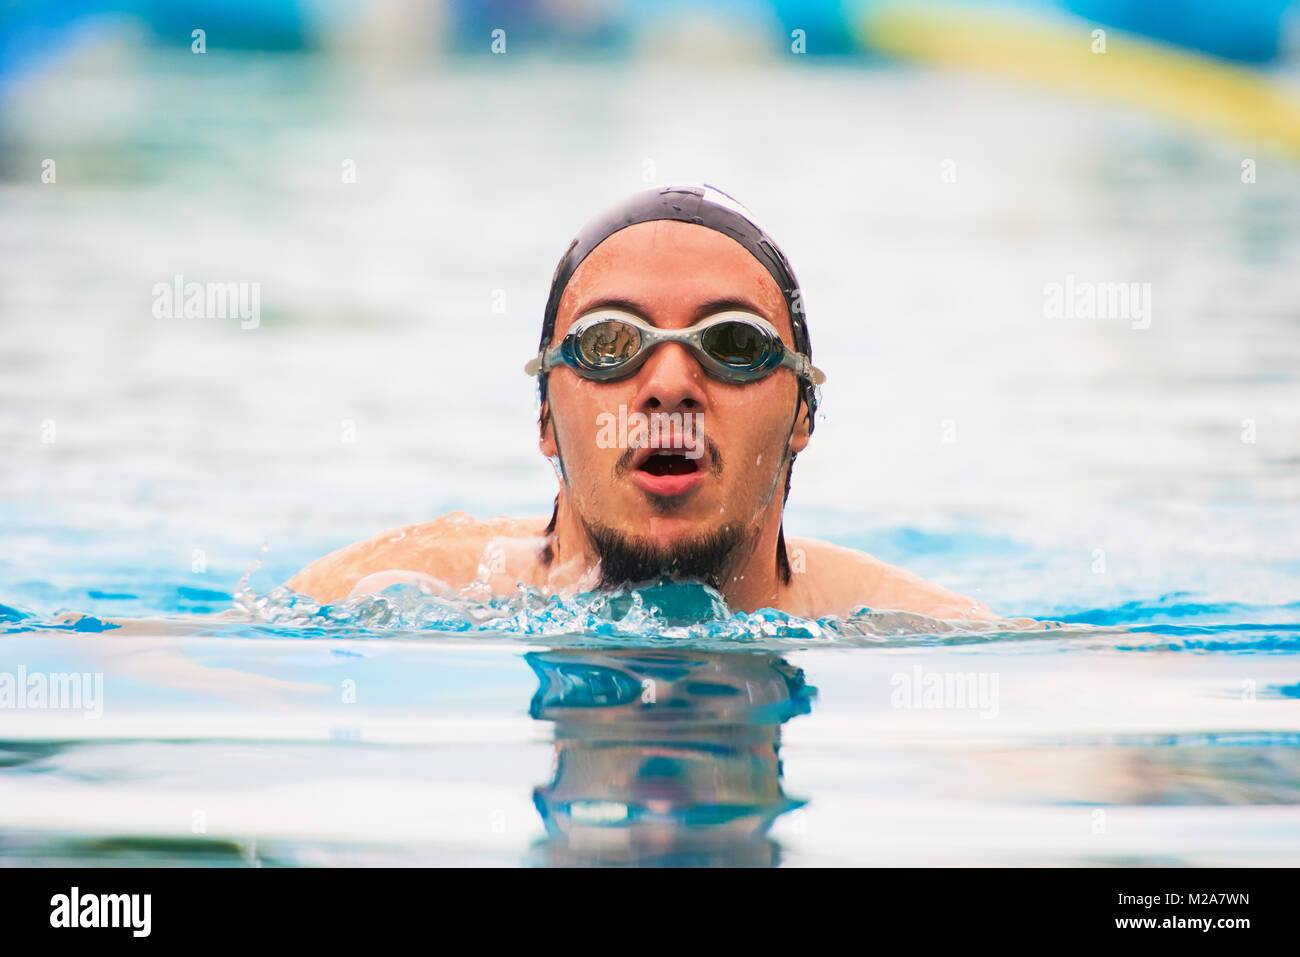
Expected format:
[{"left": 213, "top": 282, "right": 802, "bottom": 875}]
[
  {"left": 6, "top": 575, "right": 1294, "bottom": 652},
  {"left": 220, "top": 574, "right": 1057, "bottom": 649},
  {"left": 216, "top": 577, "right": 1300, "bottom": 652}
]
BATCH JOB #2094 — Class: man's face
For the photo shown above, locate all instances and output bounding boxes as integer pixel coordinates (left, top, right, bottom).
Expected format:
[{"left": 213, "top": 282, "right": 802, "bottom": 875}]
[{"left": 540, "top": 220, "right": 810, "bottom": 576}]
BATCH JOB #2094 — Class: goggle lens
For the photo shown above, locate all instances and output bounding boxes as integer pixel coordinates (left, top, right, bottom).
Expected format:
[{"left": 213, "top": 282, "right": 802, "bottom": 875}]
[
  {"left": 576, "top": 319, "right": 642, "bottom": 369},
  {"left": 574, "top": 317, "right": 778, "bottom": 374},
  {"left": 700, "top": 320, "right": 772, "bottom": 368}
]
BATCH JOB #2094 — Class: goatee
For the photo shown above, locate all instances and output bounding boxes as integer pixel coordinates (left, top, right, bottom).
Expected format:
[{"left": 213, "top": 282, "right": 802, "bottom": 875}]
[{"left": 584, "top": 521, "right": 750, "bottom": 592}]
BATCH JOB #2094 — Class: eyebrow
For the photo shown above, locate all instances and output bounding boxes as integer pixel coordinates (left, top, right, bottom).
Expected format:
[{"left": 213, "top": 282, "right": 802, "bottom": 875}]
[{"left": 572, "top": 296, "right": 770, "bottom": 324}]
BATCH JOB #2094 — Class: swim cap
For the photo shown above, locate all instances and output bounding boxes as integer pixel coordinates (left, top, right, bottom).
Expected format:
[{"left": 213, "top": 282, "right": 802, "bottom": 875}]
[{"left": 536, "top": 183, "right": 818, "bottom": 431}]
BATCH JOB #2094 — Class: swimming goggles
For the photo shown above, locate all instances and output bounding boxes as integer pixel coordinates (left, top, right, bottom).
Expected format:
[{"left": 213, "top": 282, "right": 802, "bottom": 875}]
[{"left": 524, "top": 309, "right": 826, "bottom": 386}]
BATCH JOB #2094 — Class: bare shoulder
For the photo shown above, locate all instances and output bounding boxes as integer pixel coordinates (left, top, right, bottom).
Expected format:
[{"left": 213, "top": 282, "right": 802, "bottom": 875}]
[
  {"left": 786, "top": 536, "right": 999, "bottom": 620},
  {"left": 286, "top": 512, "right": 549, "bottom": 604}
]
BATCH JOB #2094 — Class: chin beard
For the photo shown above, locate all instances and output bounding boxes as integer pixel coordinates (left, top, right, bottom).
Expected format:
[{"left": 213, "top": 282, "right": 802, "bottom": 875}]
[{"left": 584, "top": 520, "right": 750, "bottom": 592}]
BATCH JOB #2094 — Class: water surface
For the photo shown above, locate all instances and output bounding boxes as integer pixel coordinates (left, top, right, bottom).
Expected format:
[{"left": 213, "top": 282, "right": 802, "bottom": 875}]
[{"left": 1, "top": 47, "right": 1298, "bottom": 865}]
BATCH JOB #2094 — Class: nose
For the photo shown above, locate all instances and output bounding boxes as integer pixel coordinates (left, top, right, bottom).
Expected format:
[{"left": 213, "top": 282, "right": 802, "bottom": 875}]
[{"left": 630, "top": 341, "right": 708, "bottom": 416}]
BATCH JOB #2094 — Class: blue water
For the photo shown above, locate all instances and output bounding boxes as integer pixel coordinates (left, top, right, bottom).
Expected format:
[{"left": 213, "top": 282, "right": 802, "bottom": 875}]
[
  {"left": 2, "top": 44, "right": 1299, "bottom": 864},
  {"left": 7, "top": 580, "right": 1300, "bottom": 652},
  {"left": 3, "top": 574, "right": 1299, "bottom": 866}
]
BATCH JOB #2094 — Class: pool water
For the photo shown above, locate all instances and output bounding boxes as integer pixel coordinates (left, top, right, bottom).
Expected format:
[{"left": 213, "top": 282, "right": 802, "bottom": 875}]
[
  {"left": 2, "top": 45, "right": 1299, "bottom": 865},
  {"left": 2, "top": 589, "right": 1299, "bottom": 866}
]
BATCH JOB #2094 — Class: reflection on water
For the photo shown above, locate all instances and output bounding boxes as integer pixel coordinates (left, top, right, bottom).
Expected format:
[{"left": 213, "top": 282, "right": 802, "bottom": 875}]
[
  {"left": 524, "top": 649, "right": 813, "bottom": 866},
  {"left": 0, "top": 631, "right": 1297, "bottom": 865}
]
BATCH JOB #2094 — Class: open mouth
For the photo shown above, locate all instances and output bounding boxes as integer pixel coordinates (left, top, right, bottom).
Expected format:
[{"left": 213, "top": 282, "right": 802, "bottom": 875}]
[
  {"left": 628, "top": 443, "right": 709, "bottom": 498},
  {"left": 638, "top": 451, "right": 700, "bottom": 477}
]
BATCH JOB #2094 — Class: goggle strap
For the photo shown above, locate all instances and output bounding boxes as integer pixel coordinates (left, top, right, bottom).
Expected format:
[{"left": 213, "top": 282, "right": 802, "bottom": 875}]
[{"left": 524, "top": 344, "right": 566, "bottom": 376}]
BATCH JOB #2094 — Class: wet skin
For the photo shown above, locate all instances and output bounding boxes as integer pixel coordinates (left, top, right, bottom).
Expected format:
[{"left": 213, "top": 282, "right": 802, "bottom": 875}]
[{"left": 288, "top": 221, "right": 998, "bottom": 621}]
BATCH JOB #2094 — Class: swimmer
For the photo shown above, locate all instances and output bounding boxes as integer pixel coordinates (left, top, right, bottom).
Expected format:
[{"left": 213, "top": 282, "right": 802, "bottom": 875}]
[{"left": 288, "top": 184, "right": 998, "bottom": 621}]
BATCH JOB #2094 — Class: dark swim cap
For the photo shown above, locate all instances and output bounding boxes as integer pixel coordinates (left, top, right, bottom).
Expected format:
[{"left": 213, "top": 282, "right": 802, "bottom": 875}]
[{"left": 535, "top": 183, "right": 818, "bottom": 431}]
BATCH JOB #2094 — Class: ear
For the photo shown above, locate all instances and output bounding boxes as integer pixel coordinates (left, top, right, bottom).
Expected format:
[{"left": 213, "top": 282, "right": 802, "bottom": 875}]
[
  {"left": 788, "top": 393, "right": 812, "bottom": 455},
  {"left": 538, "top": 400, "right": 558, "bottom": 458}
]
